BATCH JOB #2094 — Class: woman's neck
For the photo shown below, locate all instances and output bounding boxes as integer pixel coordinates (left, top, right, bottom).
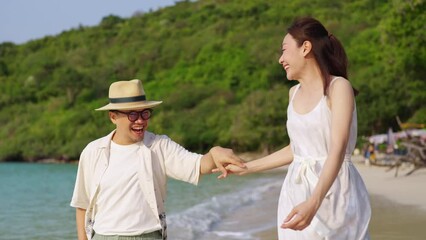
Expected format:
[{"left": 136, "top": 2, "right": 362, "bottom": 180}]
[{"left": 297, "top": 65, "right": 324, "bottom": 93}]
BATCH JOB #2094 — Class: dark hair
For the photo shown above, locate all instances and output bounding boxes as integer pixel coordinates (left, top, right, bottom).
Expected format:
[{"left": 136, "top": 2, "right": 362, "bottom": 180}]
[{"left": 287, "top": 17, "right": 357, "bottom": 95}]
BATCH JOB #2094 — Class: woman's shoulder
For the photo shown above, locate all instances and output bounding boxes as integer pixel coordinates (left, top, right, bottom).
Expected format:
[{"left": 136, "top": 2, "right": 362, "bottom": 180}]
[
  {"left": 330, "top": 76, "right": 350, "bottom": 85},
  {"left": 328, "top": 76, "right": 353, "bottom": 96},
  {"left": 326, "top": 76, "right": 355, "bottom": 112}
]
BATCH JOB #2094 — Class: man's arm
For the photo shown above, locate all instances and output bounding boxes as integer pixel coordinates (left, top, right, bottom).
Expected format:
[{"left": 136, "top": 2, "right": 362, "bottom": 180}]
[
  {"left": 76, "top": 208, "right": 88, "bottom": 240},
  {"left": 200, "top": 146, "right": 245, "bottom": 177}
]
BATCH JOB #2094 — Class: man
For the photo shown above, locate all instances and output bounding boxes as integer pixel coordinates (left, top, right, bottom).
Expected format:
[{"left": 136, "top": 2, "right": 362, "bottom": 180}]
[{"left": 70, "top": 79, "right": 244, "bottom": 240}]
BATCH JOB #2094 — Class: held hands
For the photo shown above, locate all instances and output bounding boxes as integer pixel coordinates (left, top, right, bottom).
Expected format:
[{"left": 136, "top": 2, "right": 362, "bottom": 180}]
[
  {"left": 209, "top": 146, "right": 246, "bottom": 179},
  {"left": 281, "top": 198, "right": 319, "bottom": 231},
  {"left": 212, "top": 163, "right": 248, "bottom": 177}
]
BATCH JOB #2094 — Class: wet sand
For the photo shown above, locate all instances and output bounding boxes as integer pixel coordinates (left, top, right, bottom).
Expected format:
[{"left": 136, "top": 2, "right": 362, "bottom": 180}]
[
  {"left": 251, "top": 194, "right": 426, "bottom": 240},
  {"left": 357, "top": 160, "right": 426, "bottom": 239},
  {"left": 230, "top": 156, "right": 426, "bottom": 239}
]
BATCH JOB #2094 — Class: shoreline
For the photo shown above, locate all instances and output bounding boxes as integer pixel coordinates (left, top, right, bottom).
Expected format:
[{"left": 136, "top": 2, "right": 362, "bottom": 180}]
[
  {"left": 0, "top": 159, "right": 78, "bottom": 164},
  {"left": 239, "top": 153, "right": 426, "bottom": 210},
  {"left": 233, "top": 154, "right": 426, "bottom": 239}
]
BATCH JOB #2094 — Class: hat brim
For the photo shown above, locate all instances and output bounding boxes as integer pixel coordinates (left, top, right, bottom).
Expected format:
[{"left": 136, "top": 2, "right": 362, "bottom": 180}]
[{"left": 95, "top": 101, "right": 162, "bottom": 111}]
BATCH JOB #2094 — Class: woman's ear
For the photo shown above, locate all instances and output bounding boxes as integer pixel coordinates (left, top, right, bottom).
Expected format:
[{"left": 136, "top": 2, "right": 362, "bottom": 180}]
[{"left": 302, "top": 40, "right": 312, "bottom": 56}]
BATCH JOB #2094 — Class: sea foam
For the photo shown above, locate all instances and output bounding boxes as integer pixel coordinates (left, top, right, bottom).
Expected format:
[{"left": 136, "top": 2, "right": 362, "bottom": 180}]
[{"left": 167, "top": 177, "right": 282, "bottom": 240}]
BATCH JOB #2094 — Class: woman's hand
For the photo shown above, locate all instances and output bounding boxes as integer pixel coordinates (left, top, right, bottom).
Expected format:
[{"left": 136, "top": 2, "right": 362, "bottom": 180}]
[
  {"left": 209, "top": 146, "right": 246, "bottom": 178},
  {"left": 212, "top": 163, "right": 248, "bottom": 177},
  {"left": 281, "top": 198, "right": 319, "bottom": 230}
]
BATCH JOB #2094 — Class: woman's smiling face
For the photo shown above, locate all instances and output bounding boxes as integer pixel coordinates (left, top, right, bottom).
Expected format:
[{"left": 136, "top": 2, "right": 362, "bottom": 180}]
[{"left": 278, "top": 33, "right": 305, "bottom": 81}]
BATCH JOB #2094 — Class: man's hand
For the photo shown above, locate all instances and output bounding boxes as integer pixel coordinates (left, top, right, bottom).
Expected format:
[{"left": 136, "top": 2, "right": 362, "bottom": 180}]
[
  {"left": 209, "top": 146, "right": 246, "bottom": 178},
  {"left": 212, "top": 163, "right": 247, "bottom": 176}
]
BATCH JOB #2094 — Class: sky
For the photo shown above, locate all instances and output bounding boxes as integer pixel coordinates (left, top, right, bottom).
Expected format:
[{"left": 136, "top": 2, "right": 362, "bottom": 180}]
[{"left": 0, "top": 0, "right": 178, "bottom": 44}]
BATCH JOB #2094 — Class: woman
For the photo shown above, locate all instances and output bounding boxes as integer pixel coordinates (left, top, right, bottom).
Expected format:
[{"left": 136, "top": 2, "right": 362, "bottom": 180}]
[{"left": 221, "top": 17, "right": 371, "bottom": 239}]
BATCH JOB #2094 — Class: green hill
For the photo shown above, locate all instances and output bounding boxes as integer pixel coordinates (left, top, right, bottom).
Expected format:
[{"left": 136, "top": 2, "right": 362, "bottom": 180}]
[{"left": 0, "top": 0, "right": 424, "bottom": 162}]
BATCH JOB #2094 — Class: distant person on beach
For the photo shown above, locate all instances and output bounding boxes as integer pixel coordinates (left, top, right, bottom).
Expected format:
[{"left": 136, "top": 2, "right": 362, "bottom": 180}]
[
  {"left": 220, "top": 17, "right": 371, "bottom": 239},
  {"left": 365, "top": 143, "right": 376, "bottom": 164},
  {"left": 70, "top": 79, "right": 245, "bottom": 240}
]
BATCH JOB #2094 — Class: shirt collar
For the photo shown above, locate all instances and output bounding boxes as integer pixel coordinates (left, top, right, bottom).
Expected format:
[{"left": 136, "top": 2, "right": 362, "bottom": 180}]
[{"left": 98, "top": 130, "right": 155, "bottom": 149}]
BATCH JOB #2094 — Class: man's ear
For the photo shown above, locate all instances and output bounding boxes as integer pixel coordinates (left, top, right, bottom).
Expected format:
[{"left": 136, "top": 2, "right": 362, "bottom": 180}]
[
  {"left": 302, "top": 40, "right": 312, "bottom": 56},
  {"left": 109, "top": 111, "right": 117, "bottom": 123}
]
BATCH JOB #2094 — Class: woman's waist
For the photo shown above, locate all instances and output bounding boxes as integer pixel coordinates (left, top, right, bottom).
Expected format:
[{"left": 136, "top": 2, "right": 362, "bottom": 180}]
[{"left": 292, "top": 154, "right": 352, "bottom": 162}]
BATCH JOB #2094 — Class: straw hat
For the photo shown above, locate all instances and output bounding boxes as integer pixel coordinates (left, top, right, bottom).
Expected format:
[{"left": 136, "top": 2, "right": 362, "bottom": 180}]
[{"left": 96, "top": 79, "right": 162, "bottom": 111}]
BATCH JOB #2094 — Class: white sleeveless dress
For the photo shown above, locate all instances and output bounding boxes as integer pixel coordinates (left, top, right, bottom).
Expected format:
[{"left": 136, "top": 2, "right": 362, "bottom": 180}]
[{"left": 277, "top": 77, "right": 371, "bottom": 239}]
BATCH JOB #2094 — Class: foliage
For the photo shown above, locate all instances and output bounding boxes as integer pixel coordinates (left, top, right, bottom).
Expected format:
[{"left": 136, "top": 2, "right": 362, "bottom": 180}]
[
  {"left": 408, "top": 107, "right": 426, "bottom": 124},
  {"left": 0, "top": 0, "right": 424, "bottom": 161}
]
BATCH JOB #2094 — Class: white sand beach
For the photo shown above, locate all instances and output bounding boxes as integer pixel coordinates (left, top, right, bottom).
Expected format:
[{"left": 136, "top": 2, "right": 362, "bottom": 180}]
[
  {"left": 355, "top": 159, "right": 426, "bottom": 210},
  {"left": 235, "top": 155, "right": 426, "bottom": 239}
]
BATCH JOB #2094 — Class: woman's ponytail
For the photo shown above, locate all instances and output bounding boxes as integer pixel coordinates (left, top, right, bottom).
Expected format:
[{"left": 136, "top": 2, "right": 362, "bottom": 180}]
[{"left": 287, "top": 17, "right": 358, "bottom": 95}]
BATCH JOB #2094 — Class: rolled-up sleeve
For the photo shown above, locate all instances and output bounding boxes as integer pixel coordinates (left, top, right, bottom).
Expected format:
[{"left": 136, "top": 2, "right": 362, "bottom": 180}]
[
  {"left": 70, "top": 148, "right": 90, "bottom": 209},
  {"left": 155, "top": 135, "right": 202, "bottom": 185}
]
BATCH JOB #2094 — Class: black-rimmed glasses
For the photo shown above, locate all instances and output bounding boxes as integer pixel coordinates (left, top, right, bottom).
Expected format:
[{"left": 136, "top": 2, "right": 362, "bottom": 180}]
[{"left": 114, "top": 109, "right": 153, "bottom": 122}]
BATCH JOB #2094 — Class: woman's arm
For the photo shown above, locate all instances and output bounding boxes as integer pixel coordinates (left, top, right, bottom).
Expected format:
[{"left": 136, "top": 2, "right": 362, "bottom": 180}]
[
  {"left": 282, "top": 78, "right": 354, "bottom": 230},
  {"left": 222, "top": 145, "right": 293, "bottom": 175},
  {"left": 218, "top": 86, "right": 297, "bottom": 176}
]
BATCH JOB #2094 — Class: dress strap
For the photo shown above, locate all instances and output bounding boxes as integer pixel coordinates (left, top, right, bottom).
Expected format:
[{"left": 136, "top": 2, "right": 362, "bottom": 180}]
[
  {"left": 290, "top": 84, "right": 301, "bottom": 103},
  {"left": 329, "top": 76, "right": 342, "bottom": 86}
]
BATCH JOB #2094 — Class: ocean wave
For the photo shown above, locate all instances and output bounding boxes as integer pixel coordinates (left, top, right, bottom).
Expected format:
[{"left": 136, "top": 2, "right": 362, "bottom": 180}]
[{"left": 167, "top": 177, "right": 282, "bottom": 240}]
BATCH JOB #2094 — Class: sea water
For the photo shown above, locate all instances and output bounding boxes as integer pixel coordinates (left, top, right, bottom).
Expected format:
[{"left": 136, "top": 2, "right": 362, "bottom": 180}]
[
  {"left": 2, "top": 163, "right": 426, "bottom": 240},
  {"left": 0, "top": 163, "right": 283, "bottom": 240},
  {"left": 0, "top": 163, "right": 77, "bottom": 239}
]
